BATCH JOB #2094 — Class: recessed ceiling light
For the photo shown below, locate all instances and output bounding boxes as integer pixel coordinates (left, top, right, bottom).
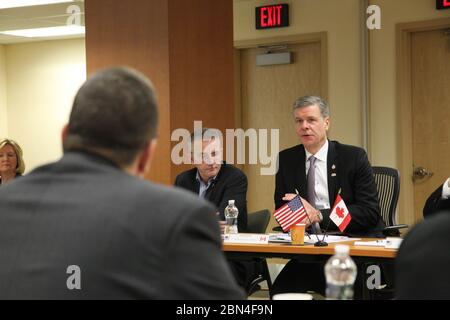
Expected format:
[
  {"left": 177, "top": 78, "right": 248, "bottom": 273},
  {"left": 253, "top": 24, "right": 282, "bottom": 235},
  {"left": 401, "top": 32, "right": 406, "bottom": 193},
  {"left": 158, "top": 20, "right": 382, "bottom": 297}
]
[
  {"left": 0, "top": 0, "right": 75, "bottom": 10},
  {"left": 0, "top": 25, "right": 85, "bottom": 37}
]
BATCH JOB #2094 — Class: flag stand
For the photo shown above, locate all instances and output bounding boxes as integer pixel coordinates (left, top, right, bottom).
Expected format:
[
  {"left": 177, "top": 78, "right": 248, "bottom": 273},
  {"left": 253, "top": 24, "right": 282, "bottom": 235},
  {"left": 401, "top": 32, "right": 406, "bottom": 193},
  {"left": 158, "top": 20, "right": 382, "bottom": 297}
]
[{"left": 314, "top": 240, "right": 328, "bottom": 247}]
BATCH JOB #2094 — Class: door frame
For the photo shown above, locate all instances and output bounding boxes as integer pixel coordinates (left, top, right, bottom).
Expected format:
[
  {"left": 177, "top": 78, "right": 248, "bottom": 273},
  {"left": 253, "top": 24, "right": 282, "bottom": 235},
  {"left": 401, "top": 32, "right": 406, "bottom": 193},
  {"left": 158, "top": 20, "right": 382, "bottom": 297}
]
[
  {"left": 234, "top": 32, "right": 329, "bottom": 130},
  {"left": 396, "top": 18, "right": 450, "bottom": 225}
]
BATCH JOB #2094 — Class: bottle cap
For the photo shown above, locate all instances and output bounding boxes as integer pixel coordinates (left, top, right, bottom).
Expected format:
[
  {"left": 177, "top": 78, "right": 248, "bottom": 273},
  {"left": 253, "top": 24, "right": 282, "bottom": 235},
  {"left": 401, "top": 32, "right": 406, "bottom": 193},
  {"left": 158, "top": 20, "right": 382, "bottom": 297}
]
[
  {"left": 228, "top": 200, "right": 235, "bottom": 205},
  {"left": 334, "top": 244, "right": 350, "bottom": 255}
]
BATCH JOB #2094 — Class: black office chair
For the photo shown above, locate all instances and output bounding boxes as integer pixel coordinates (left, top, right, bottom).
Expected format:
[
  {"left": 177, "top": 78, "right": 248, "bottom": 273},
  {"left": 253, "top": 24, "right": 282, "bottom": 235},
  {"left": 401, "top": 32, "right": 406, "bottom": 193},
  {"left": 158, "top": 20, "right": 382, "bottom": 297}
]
[
  {"left": 246, "top": 209, "right": 273, "bottom": 296},
  {"left": 372, "top": 166, "right": 408, "bottom": 236},
  {"left": 248, "top": 209, "right": 270, "bottom": 234},
  {"left": 363, "top": 166, "right": 408, "bottom": 299}
]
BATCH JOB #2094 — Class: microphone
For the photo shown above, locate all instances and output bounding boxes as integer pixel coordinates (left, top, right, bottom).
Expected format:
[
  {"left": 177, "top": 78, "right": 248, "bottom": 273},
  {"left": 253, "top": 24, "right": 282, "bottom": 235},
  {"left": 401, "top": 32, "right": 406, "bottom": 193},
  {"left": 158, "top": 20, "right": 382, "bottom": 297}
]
[
  {"left": 314, "top": 214, "right": 332, "bottom": 247},
  {"left": 296, "top": 189, "right": 327, "bottom": 247},
  {"left": 305, "top": 208, "right": 328, "bottom": 247},
  {"left": 300, "top": 198, "right": 328, "bottom": 247},
  {"left": 317, "top": 188, "right": 344, "bottom": 246}
]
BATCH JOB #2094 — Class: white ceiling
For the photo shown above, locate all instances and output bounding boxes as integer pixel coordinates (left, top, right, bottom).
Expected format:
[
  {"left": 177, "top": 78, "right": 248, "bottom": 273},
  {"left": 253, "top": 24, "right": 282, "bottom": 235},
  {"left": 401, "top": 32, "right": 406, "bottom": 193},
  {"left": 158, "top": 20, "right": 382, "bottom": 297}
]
[{"left": 0, "top": 0, "right": 85, "bottom": 44}]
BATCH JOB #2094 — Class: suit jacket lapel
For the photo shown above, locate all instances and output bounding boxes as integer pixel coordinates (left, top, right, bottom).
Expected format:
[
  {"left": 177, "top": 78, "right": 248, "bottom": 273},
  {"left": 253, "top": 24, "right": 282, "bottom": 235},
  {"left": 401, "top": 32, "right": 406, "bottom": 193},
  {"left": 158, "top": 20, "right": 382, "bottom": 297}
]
[
  {"left": 327, "top": 140, "right": 339, "bottom": 207},
  {"left": 192, "top": 170, "right": 200, "bottom": 194}
]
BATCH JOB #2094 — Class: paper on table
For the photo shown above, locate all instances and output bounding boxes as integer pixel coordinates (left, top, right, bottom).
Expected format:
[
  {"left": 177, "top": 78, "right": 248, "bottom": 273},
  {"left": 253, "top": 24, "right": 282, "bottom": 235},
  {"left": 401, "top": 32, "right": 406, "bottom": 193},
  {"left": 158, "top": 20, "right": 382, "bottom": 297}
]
[
  {"left": 269, "top": 233, "right": 358, "bottom": 244},
  {"left": 354, "top": 240, "right": 386, "bottom": 247},
  {"left": 268, "top": 233, "right": 291, "bottom": 243},
  {"left": 354, "top": 238, "right": 402, "bottom": 249},
  {"left": 304, "top": 235, "right": 359, "bottom": 244}
]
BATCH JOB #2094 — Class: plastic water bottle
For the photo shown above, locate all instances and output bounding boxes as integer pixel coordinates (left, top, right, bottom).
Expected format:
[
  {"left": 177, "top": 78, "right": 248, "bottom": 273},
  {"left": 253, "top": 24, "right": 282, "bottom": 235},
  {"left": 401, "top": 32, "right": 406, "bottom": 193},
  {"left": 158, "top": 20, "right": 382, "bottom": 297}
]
[
  {"left": 325, "top": 244, "right": 357, "bottom": 300},
  {"left": 224, "top": 200, "right": 239, "bottom": 234}
]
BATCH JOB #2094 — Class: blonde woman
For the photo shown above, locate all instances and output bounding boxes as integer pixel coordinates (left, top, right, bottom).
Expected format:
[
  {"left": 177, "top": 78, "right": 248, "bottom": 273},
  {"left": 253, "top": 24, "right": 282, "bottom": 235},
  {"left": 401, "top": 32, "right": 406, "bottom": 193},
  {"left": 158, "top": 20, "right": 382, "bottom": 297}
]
[{"left": 0, "top": 139, "right": 25, "bottom": 185}]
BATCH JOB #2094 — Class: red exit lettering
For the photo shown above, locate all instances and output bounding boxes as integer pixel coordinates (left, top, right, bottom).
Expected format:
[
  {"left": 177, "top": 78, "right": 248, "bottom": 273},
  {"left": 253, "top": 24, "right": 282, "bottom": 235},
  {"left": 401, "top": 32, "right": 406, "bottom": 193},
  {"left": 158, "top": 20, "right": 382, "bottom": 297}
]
[
  {"left": 437, "top": 0, "right": 450, "bottom": 9},
  {"left": 260, "top": 5, "right": 283, "bottom": 27}
]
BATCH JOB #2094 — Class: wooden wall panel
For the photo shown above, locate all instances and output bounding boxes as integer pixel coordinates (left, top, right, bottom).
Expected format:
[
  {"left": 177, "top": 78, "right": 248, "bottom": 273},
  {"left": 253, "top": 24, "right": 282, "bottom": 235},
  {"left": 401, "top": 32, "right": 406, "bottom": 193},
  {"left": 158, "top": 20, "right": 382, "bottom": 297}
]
[
  {"left": 84, "top": 0, "right": 234, "bottom": 184},
  {"left": 168, "top": 0, "right": 235, "bottom": 181},
  {"left": 85, "top": 0, "right": 171, "bottom": 184}
]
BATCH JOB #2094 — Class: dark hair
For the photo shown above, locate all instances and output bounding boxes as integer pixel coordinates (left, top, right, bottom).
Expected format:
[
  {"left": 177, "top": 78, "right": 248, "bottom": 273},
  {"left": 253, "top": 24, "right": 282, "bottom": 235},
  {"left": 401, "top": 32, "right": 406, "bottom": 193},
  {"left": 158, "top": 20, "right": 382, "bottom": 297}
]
[{"left": 64, "top": 67, "right": 159, "bottom": 166}]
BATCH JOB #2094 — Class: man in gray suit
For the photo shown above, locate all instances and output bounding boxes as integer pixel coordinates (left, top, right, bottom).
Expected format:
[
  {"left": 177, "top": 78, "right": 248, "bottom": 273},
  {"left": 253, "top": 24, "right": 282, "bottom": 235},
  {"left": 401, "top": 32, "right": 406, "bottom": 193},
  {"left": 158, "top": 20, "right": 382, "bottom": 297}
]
[{"left": 0, "top": 67, "right": 244, "bottom": 299}]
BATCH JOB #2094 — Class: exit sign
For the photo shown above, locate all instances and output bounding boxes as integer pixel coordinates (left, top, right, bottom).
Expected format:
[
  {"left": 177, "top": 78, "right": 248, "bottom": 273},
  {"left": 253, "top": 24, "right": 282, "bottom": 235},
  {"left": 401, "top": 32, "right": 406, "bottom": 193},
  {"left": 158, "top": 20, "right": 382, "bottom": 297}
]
[
  {"left": 256, "top": 4, "right": 289, "bottom": 30},
  {"left": 437, "top": 0, "right": 450, "bottom": 9}
]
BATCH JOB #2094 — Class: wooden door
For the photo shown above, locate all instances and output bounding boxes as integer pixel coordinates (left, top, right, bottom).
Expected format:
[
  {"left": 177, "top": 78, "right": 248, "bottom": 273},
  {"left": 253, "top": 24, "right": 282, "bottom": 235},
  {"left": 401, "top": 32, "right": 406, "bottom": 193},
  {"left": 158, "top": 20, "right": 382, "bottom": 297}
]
[
  {"left": 412, "top": 28, "right": 450, "bottom": 221},
  {"left": 239, "top": 40, "right": 324, "bottom": 231}
]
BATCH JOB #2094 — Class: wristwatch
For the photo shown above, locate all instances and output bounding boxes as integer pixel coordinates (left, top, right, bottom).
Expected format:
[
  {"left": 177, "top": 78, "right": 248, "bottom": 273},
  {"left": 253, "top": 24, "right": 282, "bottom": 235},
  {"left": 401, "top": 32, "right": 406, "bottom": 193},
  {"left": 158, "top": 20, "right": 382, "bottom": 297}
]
[{"left": 317, "top": 210, "right": 323, "bottom": 222}]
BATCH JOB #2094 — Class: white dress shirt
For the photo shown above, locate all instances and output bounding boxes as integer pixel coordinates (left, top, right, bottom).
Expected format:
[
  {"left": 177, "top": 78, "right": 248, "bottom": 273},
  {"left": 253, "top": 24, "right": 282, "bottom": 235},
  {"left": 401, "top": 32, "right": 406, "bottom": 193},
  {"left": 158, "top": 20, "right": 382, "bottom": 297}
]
[
  {"left": 305, "top": 140, "right": 330, "bottom": 210},
  {"left": 196, "top": 170, "right": 216, "bottom": 199},
  {"left": 442, "top": 178, "right": 450, "bottom": 200}
]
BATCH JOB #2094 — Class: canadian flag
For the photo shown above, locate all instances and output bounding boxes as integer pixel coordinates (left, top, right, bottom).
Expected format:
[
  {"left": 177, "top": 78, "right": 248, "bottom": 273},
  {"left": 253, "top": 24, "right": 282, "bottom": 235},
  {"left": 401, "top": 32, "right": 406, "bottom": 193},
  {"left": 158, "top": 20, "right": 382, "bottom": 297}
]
[{"left": 330, "top": 194, "right": 352, "bottom": 232}]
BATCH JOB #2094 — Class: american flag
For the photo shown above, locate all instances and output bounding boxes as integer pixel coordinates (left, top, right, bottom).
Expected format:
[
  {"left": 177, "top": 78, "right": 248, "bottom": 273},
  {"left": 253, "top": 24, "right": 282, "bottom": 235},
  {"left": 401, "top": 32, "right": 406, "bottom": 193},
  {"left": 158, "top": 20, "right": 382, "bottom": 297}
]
[{"left": 273, "top": 196, "right": 308, "bottom": 232}]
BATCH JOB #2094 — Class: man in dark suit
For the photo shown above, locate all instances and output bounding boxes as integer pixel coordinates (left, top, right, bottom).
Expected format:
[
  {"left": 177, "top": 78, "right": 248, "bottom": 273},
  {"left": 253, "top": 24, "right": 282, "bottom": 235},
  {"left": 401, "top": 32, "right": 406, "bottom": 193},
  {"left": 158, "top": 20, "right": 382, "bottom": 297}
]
[
  {"left": 174, "top": 128, "right": 248, "bottom": 232},
  {"left": 396, "top": 210, "right": 450, "bottom": 299},
  {"left": 174, "top": 129, "right": 254, "bottom": 292},
  {"left": 0, "top": 67, "right": 244, "bottom": 299},
  {"left": 423, "top": 178, "right": 450, "bottom": 217},
  {"left": 272, "top": 95, "right": 384, "bottom": 297}
]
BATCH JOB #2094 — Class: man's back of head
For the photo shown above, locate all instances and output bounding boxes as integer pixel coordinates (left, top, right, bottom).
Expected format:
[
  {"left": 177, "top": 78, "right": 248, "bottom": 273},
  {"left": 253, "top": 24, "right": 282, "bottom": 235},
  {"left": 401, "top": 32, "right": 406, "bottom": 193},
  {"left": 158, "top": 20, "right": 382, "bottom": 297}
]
[
  {"left": 63, "top": 67, "right": 158, "bottom": 168},
  {"left": 396, "top": 210, "right": 450, "bottom": 299},
  {"left": 0, "top": 67, "right": 244, "bottom": 299}
]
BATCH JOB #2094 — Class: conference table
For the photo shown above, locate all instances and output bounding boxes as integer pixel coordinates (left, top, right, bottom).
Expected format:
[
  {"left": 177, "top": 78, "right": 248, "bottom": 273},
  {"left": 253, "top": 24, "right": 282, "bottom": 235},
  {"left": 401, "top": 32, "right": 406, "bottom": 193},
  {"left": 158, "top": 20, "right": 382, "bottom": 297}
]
[
  {"left": 223, "top": 238, "right": 397, "bottom": 259},
  {"left": 223, "top": 237, "right": 397, "bottom": 299}
]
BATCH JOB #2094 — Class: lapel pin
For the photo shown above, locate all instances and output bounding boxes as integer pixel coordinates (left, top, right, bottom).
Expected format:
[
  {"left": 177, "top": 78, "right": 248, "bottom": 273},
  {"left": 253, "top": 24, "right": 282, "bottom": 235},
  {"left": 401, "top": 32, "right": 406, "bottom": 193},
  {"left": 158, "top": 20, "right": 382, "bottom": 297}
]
[
  {"left": 332, "top": 164, "right": 336, "bottom": 170},
  {"left": 331, "top": 173, "right": 337, "bottom": 177}
]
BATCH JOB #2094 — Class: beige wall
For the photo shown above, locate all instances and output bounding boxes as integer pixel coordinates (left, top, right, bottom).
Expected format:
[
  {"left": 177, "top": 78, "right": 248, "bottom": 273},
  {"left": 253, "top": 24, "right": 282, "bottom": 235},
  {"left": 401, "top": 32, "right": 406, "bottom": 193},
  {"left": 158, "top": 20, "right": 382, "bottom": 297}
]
[
  {"left": 5, "top": 38, "right": 86, "bottom": 172},
  {"left": 234, "top": 0, "right": 449, "bottom": 226},
  {"left": 234, "top": 0, "right": 449, "bottom": 164},
  {"left": 369, "top": 0, "right": 450, "bottom": 168},
  {"left": 0, "top": 45, "right": 7, "bottom": 138},
  {"left": 234, "top": 0, "right": 363, "bottom": 147},
  {"left": 1, "top": 1, "right": 446, "bottom": 198}
]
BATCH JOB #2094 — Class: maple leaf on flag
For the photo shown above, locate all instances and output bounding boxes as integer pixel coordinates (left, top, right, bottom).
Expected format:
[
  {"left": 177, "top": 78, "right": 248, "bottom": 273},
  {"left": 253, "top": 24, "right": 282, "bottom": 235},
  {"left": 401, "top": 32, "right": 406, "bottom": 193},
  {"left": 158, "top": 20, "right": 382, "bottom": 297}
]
[
  {"left": 329, "top": 194, "right": 351, "bottom": 232},
  {"left": 335, "top": 207, "right": 345, "bottom": 219}
]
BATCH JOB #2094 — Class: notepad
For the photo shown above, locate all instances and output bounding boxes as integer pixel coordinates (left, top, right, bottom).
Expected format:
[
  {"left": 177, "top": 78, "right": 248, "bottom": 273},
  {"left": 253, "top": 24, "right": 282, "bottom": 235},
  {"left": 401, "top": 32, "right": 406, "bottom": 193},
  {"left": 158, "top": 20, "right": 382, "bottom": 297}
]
[
  {"left": 354, "top": 238, "right": 402, "bottom": 249},
  {"left": 268, "top": 233, "right": 358, "bottom": 244}
]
